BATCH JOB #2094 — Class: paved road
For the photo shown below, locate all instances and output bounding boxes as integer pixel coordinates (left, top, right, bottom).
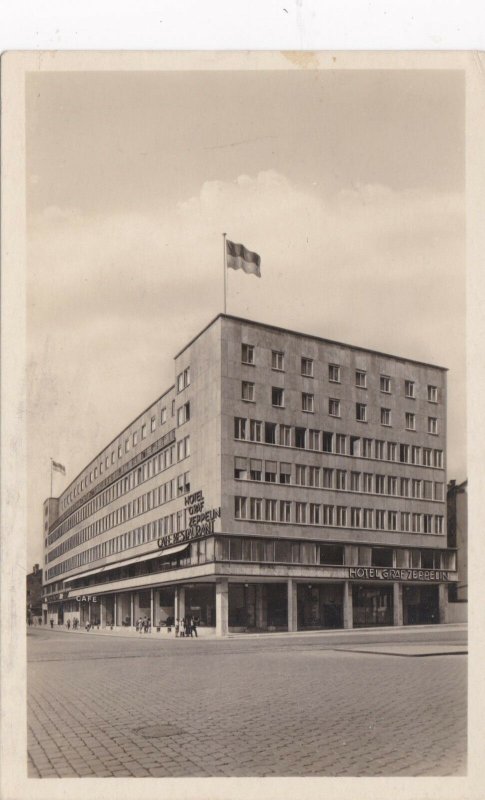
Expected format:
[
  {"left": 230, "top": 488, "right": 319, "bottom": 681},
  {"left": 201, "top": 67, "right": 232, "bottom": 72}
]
[{"left": 27, "top": 626, "right": 467, "bottom": 778}]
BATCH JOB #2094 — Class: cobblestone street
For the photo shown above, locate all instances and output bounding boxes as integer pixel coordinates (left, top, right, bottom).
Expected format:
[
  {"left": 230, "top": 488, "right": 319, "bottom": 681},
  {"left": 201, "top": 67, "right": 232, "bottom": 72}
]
[{"left": 27, "top": 626, "right": 467, "bottom": 778}]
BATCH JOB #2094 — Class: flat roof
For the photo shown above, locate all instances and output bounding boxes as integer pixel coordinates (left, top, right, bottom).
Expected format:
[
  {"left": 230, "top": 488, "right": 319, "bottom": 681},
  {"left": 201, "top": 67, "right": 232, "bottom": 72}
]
[{"left": 175, "top": 313, "right": 448, "bottom": 371}]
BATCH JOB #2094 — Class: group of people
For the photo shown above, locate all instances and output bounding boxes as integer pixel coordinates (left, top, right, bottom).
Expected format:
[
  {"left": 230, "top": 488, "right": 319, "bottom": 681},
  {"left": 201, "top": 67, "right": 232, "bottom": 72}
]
[
  {"left": 136, "top": 616, "right": 151, "bottom": 633},
  {"left": 175, "top": 616, "right": 198, "bottom": 638}
]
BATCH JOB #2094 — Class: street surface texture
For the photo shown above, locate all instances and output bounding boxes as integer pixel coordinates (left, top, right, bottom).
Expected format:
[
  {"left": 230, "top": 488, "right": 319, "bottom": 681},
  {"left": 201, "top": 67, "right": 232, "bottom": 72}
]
[{"left": 27, "top": 625, "right": 467, "bottom": 778}]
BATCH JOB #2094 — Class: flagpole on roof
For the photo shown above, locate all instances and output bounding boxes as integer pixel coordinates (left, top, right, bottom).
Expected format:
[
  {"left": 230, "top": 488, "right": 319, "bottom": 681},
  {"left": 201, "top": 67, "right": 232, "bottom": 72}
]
[
  {"left": 50, "top": 458, "right": 53, "bottom": 498},
  {"left": 222, "top": 232, "right": 227, "bottom": 315}
]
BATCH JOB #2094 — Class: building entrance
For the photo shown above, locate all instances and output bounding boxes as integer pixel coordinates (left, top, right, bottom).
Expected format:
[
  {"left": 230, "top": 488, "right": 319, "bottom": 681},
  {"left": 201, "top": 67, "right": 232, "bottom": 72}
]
[
  {"left": 184, "top": 584, "right": 215, "bottom": 627},
  {"left": 297, "top": 584, "right": 343, "bottom": 629},
  {"left": 403, "top": 585, "right": 439, "bottom": 625},
  {"left": 228, "top": 583, "right": 288, "bottom": 631},
  {"left": 353, "top": 584, "right": 393, "bottom": 627}
]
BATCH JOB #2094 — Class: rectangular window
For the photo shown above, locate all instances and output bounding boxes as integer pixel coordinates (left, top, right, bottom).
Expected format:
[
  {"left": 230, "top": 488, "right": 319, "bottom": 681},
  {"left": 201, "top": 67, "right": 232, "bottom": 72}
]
[
  {"left": 423, "top": 514, "right": 433, "bottom": 533},
  {"left": 275, "top": 540, "right": 291, "bottom": 562},
  {"left": 329, "top": 398, "right": 340, "bottom": 417},
  {"left": 301, "top": 357, "right": 313, "bottom": 377},
  {"left": 362, "top": 438, "right": 372, "bottom": 458},
  {"left": 375, "top": 440, "right": 385, "bottom": 459},
  {"left": 428, "top": 417, "right": 438, "bottom": 435},
  {"left": 387, "top": 476, "right": 397, "bottom": 495},
  {"left": 242, "top": 381, "right": 255, "bottom": 402},
  {"left": 249, "top": 419, "right": 262, "bottom": 442},
  {"left": 423, "top": 447, "right": 432, "bottom": 466},
  {"left": 322, "top": 432, "right": 333, "bottom": 453},
  {"left": 401, "top": 512, "right": 410, "bottom": 532},
  {"left": 295, "top": 427, "right": 306, "bottom": 449},
  {"left": 278, "top": 424, "right": 291, "bottom": 446},
  {"left": 177, "top": 402, "right": 190, "bottom": 426},
  {"left": 428, "top": 385, "right": 438, "bottom": 403},
  {"left": 363, "top": 473, "right": 373, "bottom": 493},
  {"left": 400, "top": 444, "right": 410, "bottom": 463},
  {"left": 387, "top": 442, "right": 397, "bottom": 461},
  {"left": 336, "top": 469, "right": 346, "bottom": 490},
  {"left": 375, "top": 510, "right": 386, "bottom": 530},
  {"left": 264, "top": 422, "right": 277, "bottom": 444},
  {"left": 295, "top": 502, "right": 307, "bottom": 523},
  {"left": 380, "top": 408, "right": 391, "bottom": 426},
  {"left": 355, "top": 370, "right": 367, "bottom": 388},
  {"left": 265, "top": 499, "right": 277, "bottom": 521},
  {"left": 405, "top": 412, "right": 416, "bottom": 430},
  {"left": 280, "top": 462, "right": 291, "bottom": 484},
  {"left": 434, "top": 450, "right": 443, "bottom": 468},
  {"left": 434, "top": 482, "right": 444, "bottom": 501},
  {"left": 388, "top": 511, "right": 398, "bottom": 531},
  {"left": 141, "top": 423, "right": 147, "bottom": 439},
  {"left": 423, "top": 480, "right": 433, "bottom": 499},
  {"left": 272, "top": 350, "right": 284, "bottom": 371},
  {"left": 250, "top": 459, "right": 262, "bottom": 481},
  {"left": 329, "top": 364, "right": 340, "bottom": 383},
  {"left": 302, "top": 393, "right": 314, "bottom": 412},
  {"left": 234, "top": 417, "right": 247, "bottom": 440},
  {"left": 351, "top": 507, "right": 361, "bottom": 527},
  {"left": 320, "top": 544, "right": 344, "bottom": 565},
  {"left": 272, "top": 387, "right": 284, "bottom": 407},
  {"left": 380, "top": 375, "right": 391, "bottom": 393},
  {"left": 323, "top": 505, "right": 334, "bottom": 525},
  {"left": 412, "top": 513, "right": 422, "bottom": 533},
  {"left": 400, "top": 477, "right": 410, "bottom": 497},
  {"left": 235, "top": 497, "right": 247, "bottom": 519},
  {"left": 405, "top": 380, "right": 415, "bottom": 398},
  {"left": 132, "top": 431, "right": 138, "bottom": 446},
  {"left": 161, "top": 407, "right": 167, "bottom": 424},
  {"left": 264, "top": 460, "right": 277, "bottom": 483},
  {"left": 308, "top": 466, "right": 320, "bottom": 487},
  {"left": 335, "top": 434, "right": 346, "bottom": 455},
  {"left": 241, "top": 343, "right": 255, "bottom": 364},
  {"left": 336, "top": 506, "right": 347, "bottom": 526},
  {"left": 295, "top": 465, "right": 307, "bottom": 486},
  {"left": 363, "top": 508, "right": 373, "bottom": 528},
  {"left": 322, "top": 468, "right": 333, "bottom": 488},
  {"left": 250, "top": 498, "right": 262, "bottom": 520},
  {"left": 309, "top": 503, "right": 320, "bottom": 525},
  {"left": 411, "top": 446, "right": 421, "bottom": 465},
  {"left": 280, "top": 500, "right": 291, "bottom": 522},
  {"left": 412, "top": 479, "right": 422, "bottom": 499},
  {"left": 372, "top": 547, "right": 393, "bottom": 567},
  {"left": 350, "top": 436, "right": 360, "bottom": 456},
  {"left": 350, "top": 471, "right": 360, "bottom": 491},
  {"left": 151, "top": 416, "right": 156, "bottom": 432},
  {"left": 356, "top": 403, "right": 367, "bottom": 422},
  {"left": 375, "top": 475, "right": 385, "bottom": 494},
  {"left": 308, "top": 429, "right": 320, "bottom": 450},
  {"left": 435, "top": 515, "right": 444, "bottom": 534}
]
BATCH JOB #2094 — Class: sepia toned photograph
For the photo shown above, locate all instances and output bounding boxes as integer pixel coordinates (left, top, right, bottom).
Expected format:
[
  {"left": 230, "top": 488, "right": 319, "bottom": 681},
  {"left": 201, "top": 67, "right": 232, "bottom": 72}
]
[{"left": 2, "top": 49, "right": 483, "bottom": 800}]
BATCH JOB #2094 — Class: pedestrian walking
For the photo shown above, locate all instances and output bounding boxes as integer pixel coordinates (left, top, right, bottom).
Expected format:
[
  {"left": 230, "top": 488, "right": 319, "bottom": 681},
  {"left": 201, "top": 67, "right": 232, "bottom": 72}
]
[
  {"left": 50, "top": 619, "right": 54, "bottom": 629},
  {"left": 67, "top": 619, "right": 71, "bottom": 630},
  {"left": 191, "top": 616, "right": 198, "bottom": 638},
  {"left": 175, "top": 619, "right": 180, "bottom": 637}
]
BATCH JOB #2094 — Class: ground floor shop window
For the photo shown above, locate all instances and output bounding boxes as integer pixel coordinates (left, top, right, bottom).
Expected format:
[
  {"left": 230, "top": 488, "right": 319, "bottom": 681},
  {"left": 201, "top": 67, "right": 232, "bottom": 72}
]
[
  {"left": 403, "top": 585, "right": 439, "bottom": 625},
  {"left": 184, "top": 584, "right": 215, "bottom": 627},
  {"left": 297, "top": 584, "right": 343, "bottom": 629},
  {"left": 353, "top": 584, "right": 393, "bottom": 627}
]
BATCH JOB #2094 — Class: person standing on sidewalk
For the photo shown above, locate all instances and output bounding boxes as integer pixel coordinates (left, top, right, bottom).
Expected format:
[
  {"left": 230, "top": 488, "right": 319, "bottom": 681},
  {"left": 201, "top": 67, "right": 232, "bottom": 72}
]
[{"left": 191, "top": 616, "right": 198, "bottom": 638}]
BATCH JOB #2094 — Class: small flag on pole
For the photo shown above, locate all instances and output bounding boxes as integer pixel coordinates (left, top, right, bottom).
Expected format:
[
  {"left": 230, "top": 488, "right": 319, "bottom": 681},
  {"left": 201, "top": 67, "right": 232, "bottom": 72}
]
[
  {"left": 52, "top": 460, "right": 66, "bottom": 475},
  {"left": 226, "top": 240, "right": 261, "bottom": 277}
]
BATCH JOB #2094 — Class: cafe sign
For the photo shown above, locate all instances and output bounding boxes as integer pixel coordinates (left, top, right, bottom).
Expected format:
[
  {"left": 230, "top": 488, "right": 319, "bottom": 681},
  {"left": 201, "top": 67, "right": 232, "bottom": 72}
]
[
  {"left": 349, "top": 567, "right": 450, "bottom": 582},
  {"left": 157, "top": 490, "right": 221, "bottom": 551}
]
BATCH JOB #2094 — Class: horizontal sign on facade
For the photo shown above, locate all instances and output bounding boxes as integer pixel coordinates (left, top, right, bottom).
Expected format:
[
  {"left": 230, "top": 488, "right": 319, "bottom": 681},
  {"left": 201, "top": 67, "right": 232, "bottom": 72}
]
[{"left": 349, "top": 567, "right": 449, "bottom": 582}]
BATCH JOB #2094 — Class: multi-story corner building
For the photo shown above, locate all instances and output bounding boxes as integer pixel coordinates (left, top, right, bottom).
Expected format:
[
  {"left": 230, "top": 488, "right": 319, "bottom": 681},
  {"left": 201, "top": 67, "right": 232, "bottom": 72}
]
[
  {"left": 447, "top": 479, "right": 468, "bottom": 604},
  {"left": 42, "top": 314, "right": 457, "bottom": 634}
]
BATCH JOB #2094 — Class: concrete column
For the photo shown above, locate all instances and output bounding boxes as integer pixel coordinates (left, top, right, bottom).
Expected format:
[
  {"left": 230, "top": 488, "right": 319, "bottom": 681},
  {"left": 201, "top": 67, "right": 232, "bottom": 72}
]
[
  {"left": 174, "top": 586, "right": 179, "bottom": 623},
  {"left": 178, "top": 586, "right": 186, "bottom": 621},
  {"left": 255, "top": 585, "right": 264, "bottom": 629},
  {"left": 130, "top": 593, "right": 134, "bottom": 628},
  {"left": 99, "top": 597, "right": 106, "bottom": 627},
  {"left": 287, "top": 579, "right": 298, "bottom": 632},
  {"left": 150, "top": 589, "right": 154, "bottom": 631},
  {"left": 393, "top": 583, "right": 403, "bottom": 626},
  {"left": 153, "top": 589, "right": 159, "bottom": 628},
  {"left": 215, "top": 579, "right": 229, "bottom": 637},
  {"left": 438, "top": 583, "right": 449, "bottom": 624},
  {"left": 343, "top": 581, "right": 353, "bottom": 629}
]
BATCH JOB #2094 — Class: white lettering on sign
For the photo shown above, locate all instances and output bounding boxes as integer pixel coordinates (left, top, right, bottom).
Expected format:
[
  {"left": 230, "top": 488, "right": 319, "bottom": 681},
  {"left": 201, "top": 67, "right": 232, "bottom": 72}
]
[{"left": 348, "top": 567, "right": 449, "bottom": 582}]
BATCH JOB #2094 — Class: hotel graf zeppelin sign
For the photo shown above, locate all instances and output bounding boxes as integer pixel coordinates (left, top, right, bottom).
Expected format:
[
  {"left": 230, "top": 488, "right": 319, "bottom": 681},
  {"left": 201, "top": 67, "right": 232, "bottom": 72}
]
[
  {"left": 348, "top": 567, "right": 450, "bottom": 582},
  {"left": 157, "top": 490, "right": 221, "bottom": 551}
]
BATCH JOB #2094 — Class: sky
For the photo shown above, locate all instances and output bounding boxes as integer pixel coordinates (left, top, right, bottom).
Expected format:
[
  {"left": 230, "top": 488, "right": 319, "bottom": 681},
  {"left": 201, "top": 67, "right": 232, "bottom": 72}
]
[{"left": 25, "top": 66, "right": 466, "bottom": 568}]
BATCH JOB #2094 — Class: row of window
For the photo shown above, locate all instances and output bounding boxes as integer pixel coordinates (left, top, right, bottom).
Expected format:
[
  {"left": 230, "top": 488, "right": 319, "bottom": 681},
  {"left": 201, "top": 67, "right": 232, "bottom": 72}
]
[
  {"left": 234, "top": 417, "right": 444, "bottom": 467},
  {"left": 60, "top": 392, "right": 190, "bottom": 511},
  {"left": 241, "top": 344, "right": 440, "bottom": 402},
  {"left": 241, "top": 382, "right": 439, "bottom": 433},
  {"left": 219, "top": 535, "right": 452, "bottom": 571},
  {"left": 234, "top": 458, "right": 444, "bottom": 501},
  {"left": 49, "top": 436, "right": 190, "bottom": 546},
  {"left": 234, "top": 496, "right": 444, "bottom": 534},
  {"left": 47, "top": 471, "right": 191, "bottom": 563}
]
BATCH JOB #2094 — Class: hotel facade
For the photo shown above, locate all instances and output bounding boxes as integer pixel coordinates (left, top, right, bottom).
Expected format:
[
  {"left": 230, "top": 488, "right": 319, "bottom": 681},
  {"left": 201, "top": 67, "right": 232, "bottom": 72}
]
[{"left": 42, "top": 315, "right": 456, "bottom": 635}]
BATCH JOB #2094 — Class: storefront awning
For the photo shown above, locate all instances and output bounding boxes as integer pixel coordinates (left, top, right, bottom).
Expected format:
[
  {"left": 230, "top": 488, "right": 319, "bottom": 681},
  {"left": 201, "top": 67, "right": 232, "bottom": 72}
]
[{"left": 63, "top": 544, "right": 189, "bottom": 585}]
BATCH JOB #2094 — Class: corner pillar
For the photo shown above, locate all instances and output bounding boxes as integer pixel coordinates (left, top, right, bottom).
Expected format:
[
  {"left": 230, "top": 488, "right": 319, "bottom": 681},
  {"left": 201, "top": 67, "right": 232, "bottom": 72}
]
[
  {"left": 287, "top": 579, "right": 298, "bottom": 632},
  {"left": 343, "top": 581, "right": 353, "bottom": 629},
  {"left": 438, "top": 583, "right": 449, "bottom": 624},
  {"left": 393, "top": 583, "right": 403, "bottom": 626},
  {"left": 216, "top": 579, "right": 229, "bottom": 637}
]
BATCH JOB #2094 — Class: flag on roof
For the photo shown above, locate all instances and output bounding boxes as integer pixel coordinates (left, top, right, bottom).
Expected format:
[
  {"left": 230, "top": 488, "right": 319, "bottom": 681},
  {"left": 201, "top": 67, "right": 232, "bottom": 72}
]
[
  {"left": 52, "top": 460, "right": 66, "bottom": 475},
  {"left": 226, "top": 240, "right": 261, "bottom": 277}
]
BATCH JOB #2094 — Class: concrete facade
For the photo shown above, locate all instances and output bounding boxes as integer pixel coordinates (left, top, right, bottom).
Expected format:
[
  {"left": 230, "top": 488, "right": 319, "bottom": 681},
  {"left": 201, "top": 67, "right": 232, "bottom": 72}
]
[{"left": 42, "top": 315, "right": 457, "bottom": 635}]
